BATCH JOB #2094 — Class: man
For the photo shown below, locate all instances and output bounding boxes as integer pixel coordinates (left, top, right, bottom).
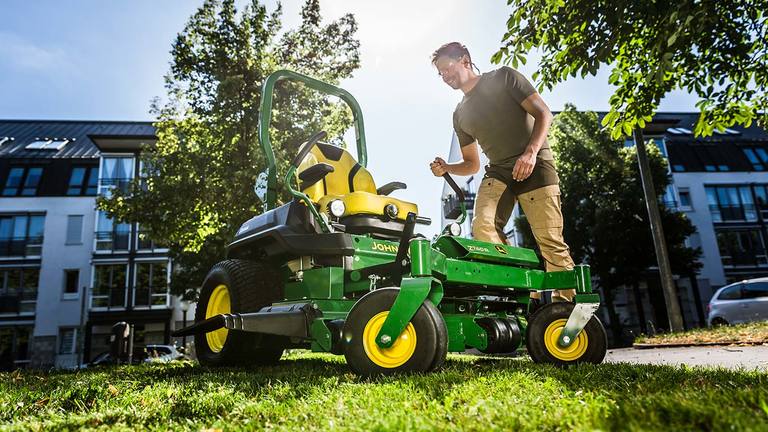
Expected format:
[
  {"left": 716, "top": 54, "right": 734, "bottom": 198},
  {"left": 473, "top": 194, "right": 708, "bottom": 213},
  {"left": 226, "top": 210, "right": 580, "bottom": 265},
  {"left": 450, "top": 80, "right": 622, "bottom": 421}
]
[{"left": 429, "top": 42, "right": 575, "bottom": 303}]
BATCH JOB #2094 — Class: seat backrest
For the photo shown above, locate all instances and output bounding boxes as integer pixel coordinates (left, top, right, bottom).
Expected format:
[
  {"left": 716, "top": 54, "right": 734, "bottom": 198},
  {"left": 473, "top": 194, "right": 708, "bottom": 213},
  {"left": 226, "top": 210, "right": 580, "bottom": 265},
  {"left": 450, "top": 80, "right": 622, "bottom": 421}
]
[{"left": 298, "top": 143, "right": 376, "bottom": 202}]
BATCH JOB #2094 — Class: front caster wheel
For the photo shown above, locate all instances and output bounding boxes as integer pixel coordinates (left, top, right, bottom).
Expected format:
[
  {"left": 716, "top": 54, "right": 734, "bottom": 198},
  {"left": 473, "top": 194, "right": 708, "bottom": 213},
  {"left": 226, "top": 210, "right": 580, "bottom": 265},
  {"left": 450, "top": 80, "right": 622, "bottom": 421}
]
[
  {"left": 526, "top": 302, "right": 607, "bottom": 366},
  {"left": 342, "top": 288, "right": 445, "bottom": 376}
]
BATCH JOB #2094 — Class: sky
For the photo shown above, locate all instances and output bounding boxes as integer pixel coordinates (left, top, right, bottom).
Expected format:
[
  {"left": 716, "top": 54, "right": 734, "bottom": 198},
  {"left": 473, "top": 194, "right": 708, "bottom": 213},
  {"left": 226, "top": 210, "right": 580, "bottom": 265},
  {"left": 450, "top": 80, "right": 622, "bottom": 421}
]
[{"left": 0, "top": 0, "right": 701, "bottom": 237}]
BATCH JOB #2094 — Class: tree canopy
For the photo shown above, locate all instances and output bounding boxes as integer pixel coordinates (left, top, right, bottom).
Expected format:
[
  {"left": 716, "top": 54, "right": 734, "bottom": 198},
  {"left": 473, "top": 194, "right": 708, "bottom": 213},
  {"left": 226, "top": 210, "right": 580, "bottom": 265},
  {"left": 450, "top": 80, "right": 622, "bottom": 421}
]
[
  {"left": 493, "top": 0, "right": 767, "bottom": 138},
  {"left": 98, "top": 0, "right": 360, "bottom": 296}
]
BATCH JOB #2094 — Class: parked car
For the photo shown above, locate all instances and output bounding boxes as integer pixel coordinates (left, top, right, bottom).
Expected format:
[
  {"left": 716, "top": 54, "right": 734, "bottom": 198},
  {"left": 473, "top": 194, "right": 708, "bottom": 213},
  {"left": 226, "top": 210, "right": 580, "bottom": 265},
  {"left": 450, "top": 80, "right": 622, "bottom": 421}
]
[
  {"left": 143, "top": 344, "right": 184, "bottom": 363},
  {"left": 708, "top": 278, "right": 768, "bottom": 326},
  {"left": 83, "top": 344, "right": 183, "bottom": 368}
]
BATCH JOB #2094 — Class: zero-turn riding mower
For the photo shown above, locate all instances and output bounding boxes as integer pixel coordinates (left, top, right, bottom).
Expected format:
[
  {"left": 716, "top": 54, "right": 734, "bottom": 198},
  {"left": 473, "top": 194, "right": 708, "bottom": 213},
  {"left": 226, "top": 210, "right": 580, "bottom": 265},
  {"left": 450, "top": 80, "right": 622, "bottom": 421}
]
[{"left": 173, "top": 70, "right": 608, "bottom": 375}]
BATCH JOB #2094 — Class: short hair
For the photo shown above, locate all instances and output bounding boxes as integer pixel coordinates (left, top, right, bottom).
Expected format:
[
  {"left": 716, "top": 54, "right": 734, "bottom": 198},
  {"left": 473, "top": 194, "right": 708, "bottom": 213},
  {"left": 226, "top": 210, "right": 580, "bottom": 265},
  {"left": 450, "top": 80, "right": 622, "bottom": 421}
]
[{"left": 431, "top": 42, "right": 479, "bottom": 72}]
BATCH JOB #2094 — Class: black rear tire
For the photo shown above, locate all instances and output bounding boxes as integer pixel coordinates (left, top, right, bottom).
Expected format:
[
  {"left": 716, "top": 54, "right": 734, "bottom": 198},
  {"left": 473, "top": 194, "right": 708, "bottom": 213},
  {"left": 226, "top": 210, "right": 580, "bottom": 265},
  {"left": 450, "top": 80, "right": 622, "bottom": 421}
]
[
  {"left": 194, "top": 259, "right": 285, "bottom": 367},
  {"left": 526, "top": 302, "right": 607, "bottom": 366},
  {"left": 424, "top": 299, "right": 448, "bottom": 372}
]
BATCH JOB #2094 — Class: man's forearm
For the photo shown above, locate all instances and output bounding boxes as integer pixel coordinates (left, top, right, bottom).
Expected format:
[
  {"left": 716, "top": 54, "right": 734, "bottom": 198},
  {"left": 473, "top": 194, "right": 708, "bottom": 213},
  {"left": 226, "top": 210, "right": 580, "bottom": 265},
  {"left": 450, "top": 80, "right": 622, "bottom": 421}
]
[
  {"left": 447, "top": 160, "right": 479, "bottom": 176},
  {"left": 525, "top": 113, "right": 553, "bottom": 155}
]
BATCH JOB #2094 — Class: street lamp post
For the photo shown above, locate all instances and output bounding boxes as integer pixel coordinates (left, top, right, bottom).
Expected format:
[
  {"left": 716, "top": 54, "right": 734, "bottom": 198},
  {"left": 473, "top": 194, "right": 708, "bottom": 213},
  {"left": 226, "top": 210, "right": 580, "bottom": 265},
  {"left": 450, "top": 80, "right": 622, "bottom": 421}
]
[{"left": 179, "top": 300, "right": 190, "bottom": 353}]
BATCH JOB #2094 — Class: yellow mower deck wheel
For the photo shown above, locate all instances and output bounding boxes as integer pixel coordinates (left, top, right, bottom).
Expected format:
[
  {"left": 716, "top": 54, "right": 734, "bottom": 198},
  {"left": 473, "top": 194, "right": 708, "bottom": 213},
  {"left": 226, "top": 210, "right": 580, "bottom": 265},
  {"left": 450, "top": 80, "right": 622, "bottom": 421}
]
[
  {"left": 206, "top": 284, "right": 230, "bottom": 353},
  {"left": 543, "top": 318, "right": 588, "bottom": 361},
  {"left": 362, "top": 311, "right": 417, "bottom": 368}
]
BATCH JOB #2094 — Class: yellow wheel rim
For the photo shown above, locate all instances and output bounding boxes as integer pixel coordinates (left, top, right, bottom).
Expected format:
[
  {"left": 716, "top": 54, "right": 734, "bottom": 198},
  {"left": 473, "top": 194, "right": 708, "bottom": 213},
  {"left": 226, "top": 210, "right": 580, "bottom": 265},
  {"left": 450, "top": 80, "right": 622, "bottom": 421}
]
[
  {"left": 205, "top": 284, "right": 230, "bottom": 353},
  {"left": 362, "top": 311, "right": 417, "bottom": 368},
  {"left": 543, "top": 318, "right": 588, "bottom": 361}
]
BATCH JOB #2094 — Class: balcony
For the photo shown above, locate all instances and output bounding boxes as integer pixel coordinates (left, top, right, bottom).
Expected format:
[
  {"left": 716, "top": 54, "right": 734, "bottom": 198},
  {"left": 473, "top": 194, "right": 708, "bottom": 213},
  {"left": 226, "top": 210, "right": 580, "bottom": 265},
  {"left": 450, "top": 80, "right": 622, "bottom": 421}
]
[
  {"left": 90, "top": 287, "right": 127, "bottom": 310},
  {"left": 0, "top": 236, "right": 43, "bottom": 258},
  {"left": 136, "top": 230, "right": 167, "bottom": 251},
  {"left": 443, "top": 192, "right": 476, "bottom": 220},
  {"left": 95, "top": 231, "right": 130, "bottom": 251},
  {"left": 99, "top": 177, "right": 133, "bottom": 195}
]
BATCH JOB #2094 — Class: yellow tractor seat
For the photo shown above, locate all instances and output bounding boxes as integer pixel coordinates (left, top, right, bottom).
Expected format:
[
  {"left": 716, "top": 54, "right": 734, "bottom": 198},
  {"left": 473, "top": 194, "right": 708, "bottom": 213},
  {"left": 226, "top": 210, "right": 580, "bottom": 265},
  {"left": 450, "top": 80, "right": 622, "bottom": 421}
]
[{"left": 298, "top": 142, "right": 418, "bottom": 238}]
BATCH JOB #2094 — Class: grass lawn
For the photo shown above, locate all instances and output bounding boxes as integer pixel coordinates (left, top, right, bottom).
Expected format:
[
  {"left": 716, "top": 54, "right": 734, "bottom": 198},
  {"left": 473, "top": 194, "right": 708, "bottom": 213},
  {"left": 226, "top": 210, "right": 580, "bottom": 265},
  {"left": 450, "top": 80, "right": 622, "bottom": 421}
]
[
  {"left": 634, "top": 320, "right": 768, "bottom": 346},
  {"left": 2, "top": 352, "right": 767, "bottom": 431}
]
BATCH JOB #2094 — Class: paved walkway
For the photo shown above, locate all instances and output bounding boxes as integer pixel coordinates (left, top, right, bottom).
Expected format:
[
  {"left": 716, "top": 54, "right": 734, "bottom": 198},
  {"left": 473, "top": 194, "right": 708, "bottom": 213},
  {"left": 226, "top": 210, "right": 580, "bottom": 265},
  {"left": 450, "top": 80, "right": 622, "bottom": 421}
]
[{"left": 605, "top": 345, "right": 768, "bottom": 371}]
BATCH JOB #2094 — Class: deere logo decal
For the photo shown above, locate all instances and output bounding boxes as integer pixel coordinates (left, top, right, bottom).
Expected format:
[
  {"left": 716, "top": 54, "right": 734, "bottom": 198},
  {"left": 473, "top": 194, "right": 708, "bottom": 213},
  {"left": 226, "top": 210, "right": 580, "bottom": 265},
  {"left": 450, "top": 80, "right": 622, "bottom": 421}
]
[
  {"left": 371, "top": 242, "right": 398, "bottom": 253},
  {"left": 495, "top": 245, "right": 508, "bottom": 255},
  {"left": 467, "top": 245, "right": 490, "bottom": 253}
]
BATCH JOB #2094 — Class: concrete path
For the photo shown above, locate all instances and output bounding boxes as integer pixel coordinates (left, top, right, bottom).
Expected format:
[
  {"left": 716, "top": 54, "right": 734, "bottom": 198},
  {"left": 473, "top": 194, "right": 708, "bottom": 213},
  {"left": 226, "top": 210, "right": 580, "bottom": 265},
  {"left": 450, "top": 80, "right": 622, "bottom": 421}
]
[{"left": 605, "top": 345, "right": 768, "bottom": 371}]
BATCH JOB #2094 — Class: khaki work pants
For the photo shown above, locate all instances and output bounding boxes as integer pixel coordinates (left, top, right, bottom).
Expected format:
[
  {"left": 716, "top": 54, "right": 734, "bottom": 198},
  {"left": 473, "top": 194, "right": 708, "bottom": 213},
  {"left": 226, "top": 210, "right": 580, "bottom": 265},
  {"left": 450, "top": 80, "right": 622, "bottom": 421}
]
[{"left": 472, "top": 179, "right": 576, "bottom": 302}]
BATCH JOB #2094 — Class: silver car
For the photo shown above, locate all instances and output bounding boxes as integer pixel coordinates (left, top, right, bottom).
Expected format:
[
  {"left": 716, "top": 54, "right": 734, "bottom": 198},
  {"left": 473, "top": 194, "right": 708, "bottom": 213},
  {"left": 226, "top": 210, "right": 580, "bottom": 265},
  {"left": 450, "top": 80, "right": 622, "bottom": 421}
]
[{"left": 708, "top": 278, "right": 768, "bottom": 326}]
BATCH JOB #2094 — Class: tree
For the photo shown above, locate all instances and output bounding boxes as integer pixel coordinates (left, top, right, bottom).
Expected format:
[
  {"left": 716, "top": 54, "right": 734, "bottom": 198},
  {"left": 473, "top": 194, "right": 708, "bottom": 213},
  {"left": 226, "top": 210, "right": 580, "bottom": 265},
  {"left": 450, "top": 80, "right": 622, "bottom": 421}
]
[
  {"left": 515, "top": 106, "right": 701, "bottom": 341},
  {"left": 97, "top": 0, "right": 360, "bottom": 297},
  {"left": 493, "top": 0, "right": 767, "bottom": 139}
]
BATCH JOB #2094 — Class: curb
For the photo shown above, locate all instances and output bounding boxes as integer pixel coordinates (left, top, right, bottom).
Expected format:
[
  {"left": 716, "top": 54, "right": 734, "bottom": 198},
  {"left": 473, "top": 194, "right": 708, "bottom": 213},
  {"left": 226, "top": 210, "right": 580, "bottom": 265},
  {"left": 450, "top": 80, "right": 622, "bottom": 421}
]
[{"left": 632, "top": 341, "right": 768, "bottom": 349}]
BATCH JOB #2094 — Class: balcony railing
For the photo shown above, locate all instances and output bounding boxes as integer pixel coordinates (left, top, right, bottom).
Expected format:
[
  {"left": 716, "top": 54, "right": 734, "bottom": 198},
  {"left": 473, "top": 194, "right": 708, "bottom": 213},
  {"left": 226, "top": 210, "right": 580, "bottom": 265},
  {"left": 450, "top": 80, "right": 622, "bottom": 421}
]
[
  {"left": 0, "top": 237, "right": 43, "bottom": 257},
  {"left": 721, "top": 253, "right": 768, "bottom": 267},
  {"left": 443, "top": 192, "right": 476, "bottom": 220},
  {"left": 133, "top": 288, "right": 170, "bottom": 308},
  {"left": 136, "top": 231, "right": 167, "bottom": 251},
  {"left": 95, "top": 231, "right": 130, "bottom": 251},
  {"left": 99, "top": 177, "right": 133, "bottom": 195},
  {"left": 0, "top": 294, "right": 36, "bottom": 314},
  {"left": 90, "top": 287, "right": 127, "bottom": 310}
]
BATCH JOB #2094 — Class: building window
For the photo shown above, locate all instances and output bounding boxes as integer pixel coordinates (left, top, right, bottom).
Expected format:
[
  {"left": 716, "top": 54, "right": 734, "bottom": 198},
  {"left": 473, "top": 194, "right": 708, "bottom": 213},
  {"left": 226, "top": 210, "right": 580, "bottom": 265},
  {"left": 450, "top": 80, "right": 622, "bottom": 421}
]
[
  {"left": 678, "top": 189, "right": 693, "bottom": 211},
  {"left": 65, "top": 215, "right": 83, "bottom": 245},
  {"left": 0, "top": 268, "right": 39, "bottom": 314},
  {"left": 136, "top": 225, "right": 166, "bottom": 251},
  {"left": 134, "top": 262, "right": 170, "bottom": 308},
  {"left": 2, "top": 167, "right": 43, "bottom": 196},
  {"left": 91, "top": 264, "right": 127, "bottom": 309},
  {"left": 716, "top": 229, "right": 768, "bottom": 267},
  {"left": 95, "top": 211, "right": 130, "bottom": 251},
  {"left": 705, "top": 185, "right": 757, "bottom": 222},
  {"left": 63, "top": 269, "right": 79, "bottom": 296},
  {"left": 0, "top": 326, "right": 32, "bottom": 370},
  {"left": 742, "top": 147, "right": 768, "bottom": 171},
  {"left": 100, "top": 156, "right": 134, "bottom": 196},
  {"left": 662, "top": 185, "right": 678, "bottom": 209},
  {"left": 754, "top": 185, "right": 768, "bottom": 220},
  {"left": 25, "top": 139, "right": 70, "bottom": 151},
  {"left": 58, "top": 328, "right": 77, "bottom": 355},
  {"left": 0, "top": 214, "right": 45, "bottom": 257},
  {"left": 67, "top": 167, "right": 98, "bottom": 196}
]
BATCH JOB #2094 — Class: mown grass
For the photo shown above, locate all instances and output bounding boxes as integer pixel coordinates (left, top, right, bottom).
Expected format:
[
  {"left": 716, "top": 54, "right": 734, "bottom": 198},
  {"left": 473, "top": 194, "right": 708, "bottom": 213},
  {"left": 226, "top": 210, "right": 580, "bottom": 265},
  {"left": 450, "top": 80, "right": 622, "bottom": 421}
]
[
  {"left": 2, "top": 352, "right": 767, "bottom": 431},
  {"left": 635, "top": 320, "right": 768, "bottom": 346}
]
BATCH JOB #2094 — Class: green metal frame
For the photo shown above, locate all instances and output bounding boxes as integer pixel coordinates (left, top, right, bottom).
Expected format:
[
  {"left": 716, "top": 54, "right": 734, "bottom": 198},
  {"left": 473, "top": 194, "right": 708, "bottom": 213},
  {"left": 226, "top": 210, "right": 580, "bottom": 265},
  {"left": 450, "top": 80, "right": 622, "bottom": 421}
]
[{"left": 258, "top": 69, "right": 368, "bottom": 211}]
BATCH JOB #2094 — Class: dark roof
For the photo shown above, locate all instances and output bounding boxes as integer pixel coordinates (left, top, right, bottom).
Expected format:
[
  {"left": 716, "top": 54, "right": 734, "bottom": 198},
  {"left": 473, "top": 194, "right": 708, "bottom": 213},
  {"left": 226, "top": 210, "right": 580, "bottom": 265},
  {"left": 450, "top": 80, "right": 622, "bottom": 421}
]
[
  {"left": 647, "top": 112, "right": 767, "bottom": 143},
  {"left": 0, "top": 120, "right": 156, "bottom": 159}
]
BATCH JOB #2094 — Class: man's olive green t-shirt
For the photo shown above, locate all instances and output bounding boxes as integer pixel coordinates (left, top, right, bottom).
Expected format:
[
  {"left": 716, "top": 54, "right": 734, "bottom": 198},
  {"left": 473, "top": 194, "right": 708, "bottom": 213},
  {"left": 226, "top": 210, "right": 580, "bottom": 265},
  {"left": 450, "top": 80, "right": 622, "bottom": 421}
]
[{"left": 453, "top": 66, "right": 559, "bottom": 194}]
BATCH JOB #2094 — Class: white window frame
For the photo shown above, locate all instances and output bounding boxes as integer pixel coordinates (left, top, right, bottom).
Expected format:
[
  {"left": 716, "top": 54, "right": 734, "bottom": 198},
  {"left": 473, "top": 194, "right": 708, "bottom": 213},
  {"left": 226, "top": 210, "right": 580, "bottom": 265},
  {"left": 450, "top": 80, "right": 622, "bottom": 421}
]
[
  {"left": 678, "top": 188, "right": 693, "bottom": 212},
  {"left": 62, "top": 268, "right": 80, "bottom": 300},
  {"left": 132, "top": 259, "right": 171, "bottom": 309},
  {"left": 58, "top": 327, "right": 78, "bottom": 355},
  {"left": 89, "top": 262, "right": 129, "bottom": 311}
]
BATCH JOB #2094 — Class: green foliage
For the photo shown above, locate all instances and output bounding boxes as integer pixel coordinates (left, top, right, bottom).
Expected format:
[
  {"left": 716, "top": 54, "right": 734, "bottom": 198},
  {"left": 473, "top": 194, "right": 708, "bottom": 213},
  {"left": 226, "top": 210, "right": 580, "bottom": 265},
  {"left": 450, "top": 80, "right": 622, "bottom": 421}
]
[
  {"left": 97, "top": 0, "right": 360, "bottom": 297},
  {"left": 516, "top": 107, "right": 701, "bottom": 322},
  {"left": 493, "top": 0, "right": 768, "bottom": 139},
  {"left": 2, "top": 354, "right": 767, "bottom": 431}
]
